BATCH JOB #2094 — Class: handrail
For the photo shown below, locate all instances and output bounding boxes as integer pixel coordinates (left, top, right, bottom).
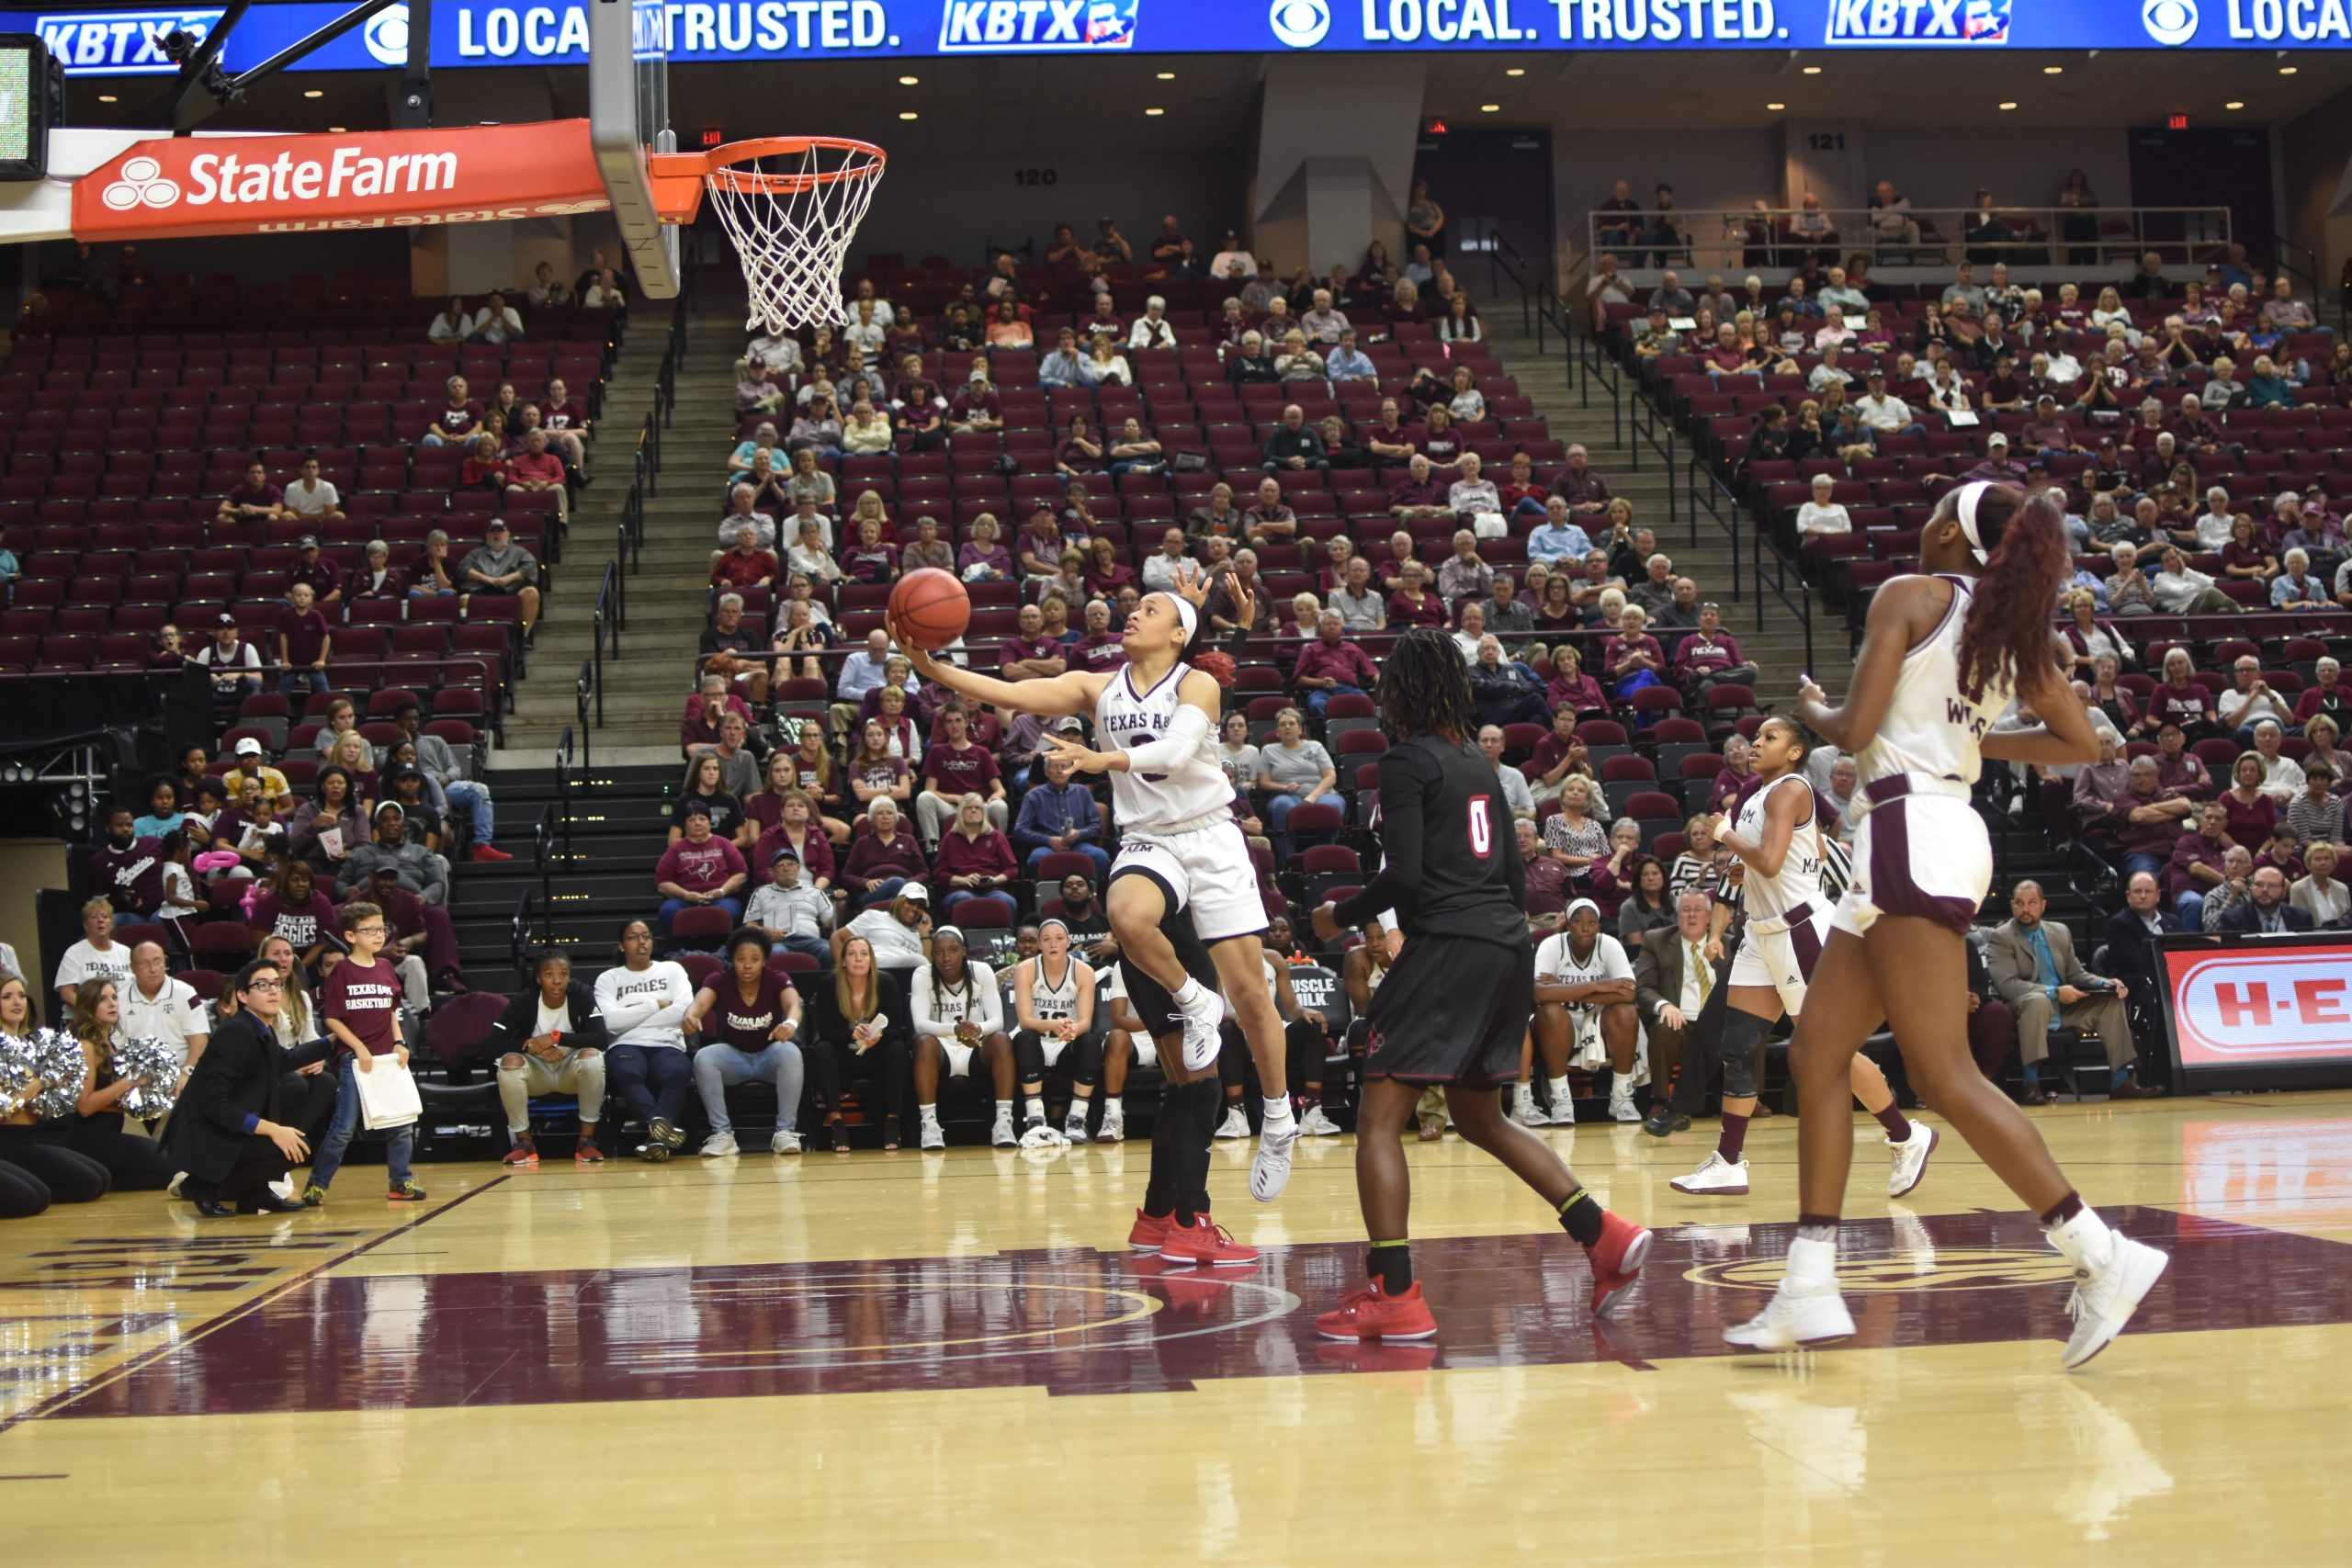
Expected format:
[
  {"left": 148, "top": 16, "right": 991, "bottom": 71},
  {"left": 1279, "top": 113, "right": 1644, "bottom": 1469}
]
[
  {"left": 1684, "top": 454, "right": 1744, "bottom": 605},
  {"left": 1687, "top": 452, "right": 1815, "bottom": 679},
  {"left": 574, "top": 654, "right": 594, "bottom": 769},
  {"left": 1583, "top": 203, "right": 2234, "bottom": 276},
  {"left": 532, "top": 801, "right": 557, "bottom": 910},
  {"left": 1629, "top": 389, "right": 1678, "bottom": 521},
  {"left": 552, "top": 723, "right": 575, "bottom": 862},
  {"left": 1577, "top": 329, "right": 1623, "bottom": 446},
  {"left": 509, "top": 888, "right": 540, "bottom": 982}
]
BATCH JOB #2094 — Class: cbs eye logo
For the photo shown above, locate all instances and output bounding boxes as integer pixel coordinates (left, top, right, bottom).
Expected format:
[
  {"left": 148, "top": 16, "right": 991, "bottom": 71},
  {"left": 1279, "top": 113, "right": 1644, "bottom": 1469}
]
[
  {"left": 1270, "top": 0, "right": 1331, "bottom": 48},
  {"left": 2143, "top": 0, "right": 2199, "bottom": 45}
]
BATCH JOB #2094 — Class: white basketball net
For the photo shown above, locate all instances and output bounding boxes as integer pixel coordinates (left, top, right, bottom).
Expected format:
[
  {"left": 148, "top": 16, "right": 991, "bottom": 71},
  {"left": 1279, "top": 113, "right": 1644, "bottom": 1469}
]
[{"left": 704, "top": 141, "right": 885, "bottom": 335}]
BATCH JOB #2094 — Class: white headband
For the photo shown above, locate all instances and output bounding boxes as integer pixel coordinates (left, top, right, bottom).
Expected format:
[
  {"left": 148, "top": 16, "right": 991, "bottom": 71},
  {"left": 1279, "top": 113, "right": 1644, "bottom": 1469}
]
[
  {"left": 1954, "top": 480, "right": 1994, "bottom": 565},
  {"left": 1159, "top": 592, "right": 1199, "bottom": 643}
]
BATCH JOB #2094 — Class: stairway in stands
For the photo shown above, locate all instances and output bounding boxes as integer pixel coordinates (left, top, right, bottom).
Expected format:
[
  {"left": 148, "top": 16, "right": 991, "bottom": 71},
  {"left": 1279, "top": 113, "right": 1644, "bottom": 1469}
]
[
  {"left": 1484, "top": 312, "right": 1852, "bottom": 694},
  {"left": 448, "top": 272, "right": 753, "bottom": 982}
]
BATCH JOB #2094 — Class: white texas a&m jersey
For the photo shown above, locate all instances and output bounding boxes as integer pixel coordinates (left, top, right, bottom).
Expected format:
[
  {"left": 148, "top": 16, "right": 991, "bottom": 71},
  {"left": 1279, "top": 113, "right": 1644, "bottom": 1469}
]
[{"left": 1093, "top": 660, "right": 1229, "bottom": 831}]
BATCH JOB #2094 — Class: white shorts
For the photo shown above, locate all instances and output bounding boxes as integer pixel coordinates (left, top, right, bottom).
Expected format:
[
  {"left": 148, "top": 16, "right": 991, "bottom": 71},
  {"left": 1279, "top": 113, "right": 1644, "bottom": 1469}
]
[
  {"left": 1832, "top": 794, "right": 1990, "bottom": 941},
  {"left": 1111, "top": 817, "right": 1266, "bottom": 943},
  {"left": 1729, "top": 903, "right": 1833, "bottom": 1018},
  {"left": 940, "top": 1039, "right": 988, "bottom": 1078}
]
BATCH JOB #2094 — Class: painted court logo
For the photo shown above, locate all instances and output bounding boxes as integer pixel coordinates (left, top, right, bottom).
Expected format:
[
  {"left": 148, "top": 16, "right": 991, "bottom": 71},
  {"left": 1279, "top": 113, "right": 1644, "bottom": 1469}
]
[
  {"left": 2143, "top": 0, "right": 2199, "bottom": 41},
  {"left": 1824, "top": 0, "right": 2010, "bottom": 43},
  {"left": 1687, "top": 1247, "right": 2080, "bottom": 1293},
  {"left": 1270, "top": 0, "right": 1332, "bottom": 46},
  {"left": 101, "top": 154, "right": 180, "bottom": 211}
]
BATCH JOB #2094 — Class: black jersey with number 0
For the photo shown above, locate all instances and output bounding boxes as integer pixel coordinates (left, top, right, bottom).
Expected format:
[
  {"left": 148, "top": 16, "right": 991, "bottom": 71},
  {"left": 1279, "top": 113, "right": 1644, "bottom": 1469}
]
[{"left": 1332, "top": 734, "right": 1527, "bottom": 949}]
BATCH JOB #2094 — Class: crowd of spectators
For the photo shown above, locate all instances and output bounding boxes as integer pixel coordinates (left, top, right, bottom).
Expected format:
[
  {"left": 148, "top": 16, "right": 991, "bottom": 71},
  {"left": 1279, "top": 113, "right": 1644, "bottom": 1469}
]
[{"left": 1590, "top": 193, "right": 2348, "bottom": 1102}]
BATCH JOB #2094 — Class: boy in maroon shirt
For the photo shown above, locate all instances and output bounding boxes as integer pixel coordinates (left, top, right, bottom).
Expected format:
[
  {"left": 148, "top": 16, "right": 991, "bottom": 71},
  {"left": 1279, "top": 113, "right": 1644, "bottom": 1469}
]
[
  {"left": 304, "top": 901, "right": 424, "bottom": 1204},
  {"left": 277, "top": 581, "right": 333, "bottom": 697}
]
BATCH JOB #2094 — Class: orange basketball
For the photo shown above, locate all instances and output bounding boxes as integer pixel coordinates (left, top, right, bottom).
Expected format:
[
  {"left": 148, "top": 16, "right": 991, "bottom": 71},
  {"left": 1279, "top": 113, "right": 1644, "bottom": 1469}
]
[{"left": 888, "top": 568, "right": 971, "bottom": 650}]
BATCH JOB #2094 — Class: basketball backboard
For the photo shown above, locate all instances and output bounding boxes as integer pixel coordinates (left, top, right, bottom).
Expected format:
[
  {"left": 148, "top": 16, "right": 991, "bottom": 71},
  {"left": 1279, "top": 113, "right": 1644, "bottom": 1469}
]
[{"left": 588, "top": 0, "right": 680, "bottom": 299}]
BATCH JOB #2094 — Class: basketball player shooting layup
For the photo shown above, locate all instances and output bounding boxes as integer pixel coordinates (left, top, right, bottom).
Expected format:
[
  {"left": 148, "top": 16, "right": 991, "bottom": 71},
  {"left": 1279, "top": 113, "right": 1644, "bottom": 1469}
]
[
  {"left": 1667, "top": 714, "right": 1939, "bottom": 1201},
  {"left": 1309, "top": 628, "right": 1650, "bottom": 1341},
  {"left": 1725, "top": 482, "right": 2169, "bottom": 1369},
  {"left": 894, "top": 566, "right": 1302, "bottom": 1210}
]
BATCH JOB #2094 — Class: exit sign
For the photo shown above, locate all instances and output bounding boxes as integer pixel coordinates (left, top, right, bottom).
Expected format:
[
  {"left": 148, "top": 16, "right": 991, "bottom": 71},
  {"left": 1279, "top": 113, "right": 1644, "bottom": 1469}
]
[
  {"left": 2167, "top": 113, "right": 2189, "bottom": 129},
  {"left": 700, "top": 127, "right": 726, "bottom": 148}
]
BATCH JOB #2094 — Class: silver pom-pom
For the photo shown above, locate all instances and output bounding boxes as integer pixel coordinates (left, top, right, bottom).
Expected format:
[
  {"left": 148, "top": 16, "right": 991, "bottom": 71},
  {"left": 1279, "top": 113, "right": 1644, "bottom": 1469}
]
[
  {"left": 109, "top": 1036, "right": 179, "bottom": 1120},
  {"left": 27, "top": 1027, "right": 88, "bottom": 1122},
  {"left": 0, "top": 1032, "right": 35, "bottom": 1119}
]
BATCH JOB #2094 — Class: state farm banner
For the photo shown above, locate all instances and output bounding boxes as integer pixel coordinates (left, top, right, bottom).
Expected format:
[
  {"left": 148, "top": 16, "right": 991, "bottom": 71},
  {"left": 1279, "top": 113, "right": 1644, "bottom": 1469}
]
[
  {"left": 70, "top": 120, "right": 610, "bottom": 240},
  {"left": 2160, "top": 934, "right": 2352, "bottom": 1089}
]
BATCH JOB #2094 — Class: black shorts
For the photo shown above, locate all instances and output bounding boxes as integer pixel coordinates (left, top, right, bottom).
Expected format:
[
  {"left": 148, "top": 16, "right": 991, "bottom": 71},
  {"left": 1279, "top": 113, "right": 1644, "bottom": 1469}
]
[
  {"left": 1110, "top": 866, "right": 1221, "bottom": 1041},
  {"left": 1363, "top": 932, "right": 1532, "bottom": 1088}
]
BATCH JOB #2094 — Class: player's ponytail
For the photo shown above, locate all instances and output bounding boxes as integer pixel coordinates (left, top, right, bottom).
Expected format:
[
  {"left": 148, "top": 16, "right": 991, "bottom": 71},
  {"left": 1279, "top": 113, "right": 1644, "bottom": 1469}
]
[{"left": 1953, "top": 484, "right": 2071, "bottom": 703}]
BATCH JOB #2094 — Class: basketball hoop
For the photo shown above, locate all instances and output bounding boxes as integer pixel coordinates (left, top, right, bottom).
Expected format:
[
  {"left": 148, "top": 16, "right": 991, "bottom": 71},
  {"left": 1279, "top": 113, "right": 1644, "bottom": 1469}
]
[{"left": 649, "top": 136, "right": 885, "bottom": 333}]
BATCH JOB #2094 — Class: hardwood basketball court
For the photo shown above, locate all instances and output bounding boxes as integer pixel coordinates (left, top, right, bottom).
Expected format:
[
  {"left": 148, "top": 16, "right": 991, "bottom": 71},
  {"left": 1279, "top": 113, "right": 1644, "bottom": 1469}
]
[{"left": 4, "top": 1094, "right": 2347, "bottom": 1565}]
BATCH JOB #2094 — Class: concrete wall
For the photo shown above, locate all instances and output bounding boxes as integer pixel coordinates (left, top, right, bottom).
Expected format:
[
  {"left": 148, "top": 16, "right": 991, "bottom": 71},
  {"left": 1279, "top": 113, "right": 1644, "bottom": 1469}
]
[
  {"left": 0, "top": 840, "right": 66, "bottom": 1000},
  {"left": 2280, "top": 89, "right": 2352, "bottom": 297},
  {"left": 842, "top": 147, "right": 1238, "bottom": 272}
]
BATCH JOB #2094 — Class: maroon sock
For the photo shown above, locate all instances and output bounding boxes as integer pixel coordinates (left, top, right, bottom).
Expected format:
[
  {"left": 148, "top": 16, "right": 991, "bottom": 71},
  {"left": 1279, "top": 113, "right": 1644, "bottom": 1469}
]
[
  {"left": 1297, "top": 1089, "right": 1320, "bottom": 1111},
  {"left": 1716, "top": 1111, "right": 1750, "bottom": 1162},
  {"left": 2040, "top": 1190, "right": 2086, "bottom": 1227},
  {"left": 1872, "top": 1103, "right": 1912, "bottom": 1141},
  {"left": 1796, "top": 1213, "right": 1841, "bottom": 1244}
]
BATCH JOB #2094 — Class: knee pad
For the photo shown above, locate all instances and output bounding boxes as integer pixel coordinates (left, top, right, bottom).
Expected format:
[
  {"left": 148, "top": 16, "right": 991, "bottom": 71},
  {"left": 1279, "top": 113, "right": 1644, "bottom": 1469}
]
[{"left": 1719, "top": 1008, "right": 1770, "bottom": 1100}]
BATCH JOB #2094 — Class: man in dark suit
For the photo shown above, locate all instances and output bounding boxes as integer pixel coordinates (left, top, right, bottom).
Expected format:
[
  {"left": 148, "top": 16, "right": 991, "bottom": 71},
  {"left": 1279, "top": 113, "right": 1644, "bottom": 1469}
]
[
  {"left": 165, "top": 957, "right": 329, "bottom": 1215},
  {"left": 2215, "top": 866, "right": 2316, "bottom": 935},
  {"left": 2101, "top": 870, "right": 2181, "bottom": 1088},
  {"left": 1985, "top": 879, "right": 2153, "bottom": 1104},
  {"left": 1634, "top": 889, "right": 1726, "bottom": 1133}
]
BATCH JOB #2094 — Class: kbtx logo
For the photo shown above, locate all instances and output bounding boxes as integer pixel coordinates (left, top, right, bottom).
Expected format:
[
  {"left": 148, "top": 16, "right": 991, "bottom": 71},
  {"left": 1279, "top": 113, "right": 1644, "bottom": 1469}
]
[
  {"left": 939, "top": 0, "right": 1139, "bottom": 50},
  {"left": 1825, "top": 0, "right": 2010, "bottom": 43},
  {"left": 37, "top": 8, "right": 222, "bottom": 73}
]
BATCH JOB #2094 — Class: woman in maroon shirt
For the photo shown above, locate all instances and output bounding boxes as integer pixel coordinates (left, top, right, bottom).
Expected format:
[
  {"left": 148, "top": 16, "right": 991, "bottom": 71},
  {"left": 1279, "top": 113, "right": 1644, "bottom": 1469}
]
[
  {"left": 840, "top": 516, "right": 900, "bottom": 584},
  {"left": 1535, "top": 576, "right": 1583, "bottom": 637},
  {"left": 1082, "top": 536, "right": 1136, "bottom": 600},
  {"left": 933, "top": 794, "right": 1018, "bottom": 917},
  {"left": 2220, "top": 514, "right": 2276, "bottom": 581},
  {"left": 460, "top": 432, "right": 507, "bottom": 492},
  {"left": 1544, "top": 642, "right": 1607, "bottom": 716},
  {"left": 1055, "top": 414, "right": 1104, "bottom": 476},
  {"left": 1386, "top": 560, "right": 1446, "bottom": 628},
  {"left": 840, "top": 796, "right": 928, "bottom": 908},
  {"left": 2222, "top": 752, "right": 2278, "bottom": 847},
  {"left": 751, "top": 786, "right": 837, "bottom": 891},
  {"left": 248, "top": 858, "right": 337, "bottom": 970},
  {"left": 2150, "top": 649, "right": 2221, "bottom": 739}
]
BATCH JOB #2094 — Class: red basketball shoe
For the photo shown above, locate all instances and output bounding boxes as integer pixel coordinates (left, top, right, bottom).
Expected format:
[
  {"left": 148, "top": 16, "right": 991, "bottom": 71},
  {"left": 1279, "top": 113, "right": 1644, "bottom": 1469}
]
[
  {"left": 1157, "top": 1213, "right": 1260, "bottom": 1267},
  {"left": 1127, "top": 1208, "right": 1173, "bottom": 1251},
  {"left": 1315, "top": 1280, "right": 1439, "bottom": 1341},
  {"left": 1587, "top": 1211, "right": 1653, "bottom": 1318}
]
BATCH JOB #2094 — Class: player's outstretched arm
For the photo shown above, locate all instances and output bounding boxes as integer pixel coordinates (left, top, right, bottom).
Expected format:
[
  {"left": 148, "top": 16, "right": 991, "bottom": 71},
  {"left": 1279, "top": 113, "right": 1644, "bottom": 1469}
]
[{"left": 894, "top": 615, "right": 1105, "bottom": 719}]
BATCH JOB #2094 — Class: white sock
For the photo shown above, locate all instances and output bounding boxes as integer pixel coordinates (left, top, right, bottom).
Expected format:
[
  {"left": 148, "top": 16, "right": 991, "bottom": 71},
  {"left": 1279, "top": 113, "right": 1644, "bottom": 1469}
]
[
  {"left": 1172, "top": 977, "right": 1208, "bottom": 1010},
  {"left": 2045, "top": 1206, "right": 2116, "bottom": 1269},
  {"left": 1025, "top": 1096, "right": 1046, "bottom": 1121},
  {"left": 1547, "top": 1075, "right": 1572, "bottom": 1106},
  {"left": 992, "top": 1100, "right": 1012, "bottom": 1121},
  {"left": 1785, "top": 1235, "right": 1839, "bottom": 1289},
  {"left": 1261, "top": 1094, "right": 1295, "bottom": 1123},
  {"left": 919, "top": 1104, "right": 941, "bottom": 1127},
  {"left": 1614, "top": 1070, "right": 1638, "bottom": 1094}
]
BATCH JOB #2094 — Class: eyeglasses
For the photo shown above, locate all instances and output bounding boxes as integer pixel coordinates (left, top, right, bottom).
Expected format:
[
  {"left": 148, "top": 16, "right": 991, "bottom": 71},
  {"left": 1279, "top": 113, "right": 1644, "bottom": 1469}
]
[
  {"left": 244, "top": 978, "right": 283, "bottom": 992},
  {"left": 350, "top": 926, "right": 387, "bottom": 938}
]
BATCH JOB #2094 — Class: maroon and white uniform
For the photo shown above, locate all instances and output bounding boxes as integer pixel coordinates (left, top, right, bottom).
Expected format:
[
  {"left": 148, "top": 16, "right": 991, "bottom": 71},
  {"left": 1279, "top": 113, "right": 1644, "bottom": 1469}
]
[{"left": 1833, "top": 574, "right": 2009, "bottom": 939}]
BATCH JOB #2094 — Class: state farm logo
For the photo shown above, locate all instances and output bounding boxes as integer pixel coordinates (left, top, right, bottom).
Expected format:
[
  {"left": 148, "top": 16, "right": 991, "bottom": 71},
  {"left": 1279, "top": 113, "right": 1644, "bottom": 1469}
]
[
  {"left": 2170, "top": 949, "right": 2352, "bottom": 1060},
  {"left": 101, "top": 154, "right": 181, "bottom": 211}
]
